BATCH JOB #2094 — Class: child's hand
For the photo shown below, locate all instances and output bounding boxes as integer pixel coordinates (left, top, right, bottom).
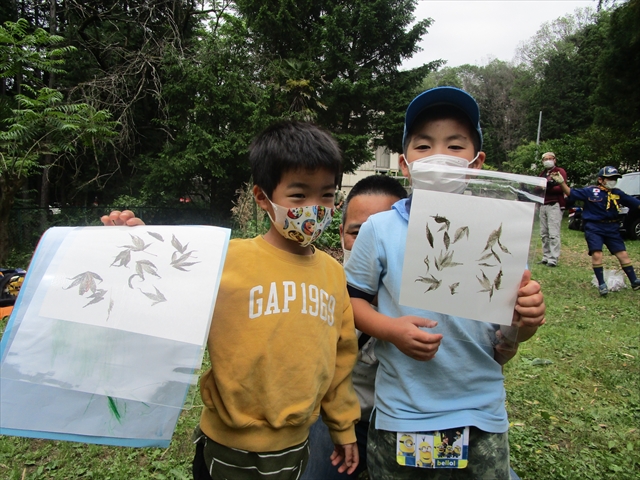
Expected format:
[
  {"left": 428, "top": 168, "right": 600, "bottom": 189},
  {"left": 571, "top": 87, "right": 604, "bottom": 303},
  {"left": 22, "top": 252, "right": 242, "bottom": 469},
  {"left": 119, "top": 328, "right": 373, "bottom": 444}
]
[
  {"left": 494, "top": 330, "right": 519, "bottom": 366},
  {"left": 549, "top": 172, "right": 564, "bottom": 184},
  {"left": 513, "top": 270, "right": 546, "bottom": 328},
  {"left": 389, "top": 316, "right": 443, "bottom": 361},
  {"left": 505, "top": 270, "right": 545, "bottom": 344},
  {"left": 100, "top": 210, "right": 145, "bottom": 226},
  {"left": 330, "top": 442, "right": 359, "bottom": 475}
]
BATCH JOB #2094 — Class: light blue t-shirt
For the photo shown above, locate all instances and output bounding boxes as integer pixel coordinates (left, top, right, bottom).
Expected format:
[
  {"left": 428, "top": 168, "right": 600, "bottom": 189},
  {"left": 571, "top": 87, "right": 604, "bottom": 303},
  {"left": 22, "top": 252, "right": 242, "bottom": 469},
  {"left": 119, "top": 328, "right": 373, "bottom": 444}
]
[{"left": 344, "top": 197, "right": 509, "bottom": 434}]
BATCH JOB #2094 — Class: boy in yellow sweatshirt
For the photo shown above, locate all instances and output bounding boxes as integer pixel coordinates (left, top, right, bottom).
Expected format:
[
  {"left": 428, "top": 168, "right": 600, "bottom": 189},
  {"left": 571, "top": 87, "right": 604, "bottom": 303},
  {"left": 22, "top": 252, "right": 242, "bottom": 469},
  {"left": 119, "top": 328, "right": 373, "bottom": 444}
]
[{"left": 102, "top": 121, "right": 360, "bottom": 479}]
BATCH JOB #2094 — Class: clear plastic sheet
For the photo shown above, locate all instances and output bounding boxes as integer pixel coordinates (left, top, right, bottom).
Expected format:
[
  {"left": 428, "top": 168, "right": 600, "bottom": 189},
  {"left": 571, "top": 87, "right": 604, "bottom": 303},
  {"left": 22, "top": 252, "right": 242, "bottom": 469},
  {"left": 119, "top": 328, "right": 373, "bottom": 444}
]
[
  {"left": 1, "top": 225, "right": 229, "bottom": 422},
  {"left": 400, "top": 164, "right": 546, "bottom": 351}
]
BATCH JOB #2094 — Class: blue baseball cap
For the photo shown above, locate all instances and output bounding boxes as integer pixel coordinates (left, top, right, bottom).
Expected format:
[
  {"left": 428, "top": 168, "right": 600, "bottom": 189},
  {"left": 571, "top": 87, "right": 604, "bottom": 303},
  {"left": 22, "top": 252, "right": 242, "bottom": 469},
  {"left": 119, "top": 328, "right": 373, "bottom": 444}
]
[
  {"left": 597, "top": 166, "right": 622, "bottom": 179},
  {"left": 402, "top": 86, "right": 483, "bottom": 150}
]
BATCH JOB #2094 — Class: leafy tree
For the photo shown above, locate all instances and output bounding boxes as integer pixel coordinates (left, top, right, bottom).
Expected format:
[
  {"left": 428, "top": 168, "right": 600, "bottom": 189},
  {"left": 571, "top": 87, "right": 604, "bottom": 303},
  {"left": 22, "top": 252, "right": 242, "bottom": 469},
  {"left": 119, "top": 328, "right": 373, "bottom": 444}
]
[
  {"left": 0, "top": 17, "right": 72, "bottom": 95},
  {"left": 514, "top": 8, "right": 597, "bottom": 75},
  {"left": 0, "top": 86, "right": 117, "bottom": 262},
  {"left": 525, "top": 17, "right": 607, "bottom": 141},
  {"left": 140, "top": 7, "right": 267, "bottom": 215},
  {"left": 234, "top": 0, "right": 441, "bottom": 170},
  {"left": 593, "top": 0, "right": 640, "bottom": 170},
  {"left": 422, "top": 61, "right": 532, "bottom": 169},
  {"left": 0, "top": 19, "right": 117, "bottom": 263}
]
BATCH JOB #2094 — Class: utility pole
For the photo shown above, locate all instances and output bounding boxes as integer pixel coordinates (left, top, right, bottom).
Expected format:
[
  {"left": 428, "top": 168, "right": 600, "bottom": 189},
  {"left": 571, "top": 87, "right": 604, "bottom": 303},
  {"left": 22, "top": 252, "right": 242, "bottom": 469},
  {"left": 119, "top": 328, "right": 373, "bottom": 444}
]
[{"left": 534, "top": 111, "right": 542, "bottom": 163}]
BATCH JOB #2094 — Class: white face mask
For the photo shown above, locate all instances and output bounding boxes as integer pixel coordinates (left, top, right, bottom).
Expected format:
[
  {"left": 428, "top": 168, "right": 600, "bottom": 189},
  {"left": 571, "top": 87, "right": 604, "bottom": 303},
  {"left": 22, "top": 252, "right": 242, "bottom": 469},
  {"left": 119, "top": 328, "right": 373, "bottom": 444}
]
[
  {"left": 542, "top": 159, "right": 555, "bottom": 169},
  {"left": 407, "top": 153, "right": 479, "bottom": 194},
  {"left": 604, "top": 180, "right": 617, "bottom": 189},
  {"left": 342, "top": 247, "right": 351, "bottom": 264}
]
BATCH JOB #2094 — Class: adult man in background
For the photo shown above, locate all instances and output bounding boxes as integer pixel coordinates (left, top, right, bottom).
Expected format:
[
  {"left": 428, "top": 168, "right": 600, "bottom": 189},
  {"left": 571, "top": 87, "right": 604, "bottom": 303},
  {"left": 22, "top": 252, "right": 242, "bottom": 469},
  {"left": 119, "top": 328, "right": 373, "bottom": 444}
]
[{"left": 538, "top": 152, "right": 567, "bottom": 267}]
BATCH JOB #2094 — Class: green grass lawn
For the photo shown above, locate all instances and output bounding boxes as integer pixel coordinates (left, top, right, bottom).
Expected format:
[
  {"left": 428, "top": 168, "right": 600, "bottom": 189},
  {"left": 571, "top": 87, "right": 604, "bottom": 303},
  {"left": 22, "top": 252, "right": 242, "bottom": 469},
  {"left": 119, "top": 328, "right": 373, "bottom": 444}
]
[{"left": 1, "top": 220, "right": 639, "bottom": 479}]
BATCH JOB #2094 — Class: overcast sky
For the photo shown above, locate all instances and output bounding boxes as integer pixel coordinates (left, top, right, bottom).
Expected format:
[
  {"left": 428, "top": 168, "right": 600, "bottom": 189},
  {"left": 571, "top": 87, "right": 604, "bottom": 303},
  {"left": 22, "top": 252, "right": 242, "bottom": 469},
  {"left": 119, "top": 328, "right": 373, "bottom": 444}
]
[{"left": 402, "top": 0, "right": 598, "bottom": 69}]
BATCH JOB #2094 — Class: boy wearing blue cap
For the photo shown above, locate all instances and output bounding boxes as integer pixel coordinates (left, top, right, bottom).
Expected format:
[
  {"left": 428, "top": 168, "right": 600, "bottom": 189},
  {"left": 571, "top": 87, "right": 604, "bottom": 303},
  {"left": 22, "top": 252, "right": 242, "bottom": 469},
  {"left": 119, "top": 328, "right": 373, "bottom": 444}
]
[
  {"left": 552, "top": 166, "right": 640, "bottom": 296},
  {"left": 344, "top": 87, "right": 546, "bottom": 479}
]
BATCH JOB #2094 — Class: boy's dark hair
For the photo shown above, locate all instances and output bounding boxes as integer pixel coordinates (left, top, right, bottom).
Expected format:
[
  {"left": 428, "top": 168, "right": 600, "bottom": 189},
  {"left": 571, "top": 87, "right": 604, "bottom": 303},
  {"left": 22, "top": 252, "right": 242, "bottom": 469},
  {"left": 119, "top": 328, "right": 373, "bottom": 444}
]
[
  {"left": 249, "top": 121, "right": 342, "bottom": 197},
  {"left": 403, "top": 105, "right": 482, "bottom": 155},
  {"left": 343, "top": 175, "right": 408, "bottom": 226}
]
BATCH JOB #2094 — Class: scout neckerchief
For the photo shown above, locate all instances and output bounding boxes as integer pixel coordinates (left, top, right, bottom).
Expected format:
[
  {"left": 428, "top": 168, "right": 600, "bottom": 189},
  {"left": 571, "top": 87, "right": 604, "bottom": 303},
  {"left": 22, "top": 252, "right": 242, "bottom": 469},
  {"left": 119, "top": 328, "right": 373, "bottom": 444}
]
[{"left": 601, "top": 185, "right": 620, "bottom": 212}]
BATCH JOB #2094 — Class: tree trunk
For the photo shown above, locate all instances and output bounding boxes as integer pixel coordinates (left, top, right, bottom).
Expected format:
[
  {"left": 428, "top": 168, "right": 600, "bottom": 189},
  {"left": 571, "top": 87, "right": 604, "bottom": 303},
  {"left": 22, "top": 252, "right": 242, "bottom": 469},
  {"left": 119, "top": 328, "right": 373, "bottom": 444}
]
[
  {"left": 0, "top": 174, "right": 25, "bottom": 265},
  {"left": 37, "top": 0, "right": 58, "bottom": 232},
  {"left": 39, "top": 154, "right": 52, "bottom": 232}
]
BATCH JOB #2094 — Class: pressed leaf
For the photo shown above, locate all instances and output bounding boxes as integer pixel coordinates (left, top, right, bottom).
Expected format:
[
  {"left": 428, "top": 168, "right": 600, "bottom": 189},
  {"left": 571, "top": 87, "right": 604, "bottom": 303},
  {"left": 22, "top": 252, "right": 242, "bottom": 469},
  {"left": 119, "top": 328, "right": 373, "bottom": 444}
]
[
  {"left": 135, "top": 259, "right": 160, "bottom": 279},
  {"left": 128, "top": 274, "right": 140, "bottom": 289},
  {"left": 64, "top": 271, "right": 103, "bottom": 295},
  {"left": 111, "top": 249, "right": 131, "bottom": 267},
  {"left": 83, "top": 289, "right": 107, "bottom": 308},
  {"left": 425, "top": 281, "right": 442, "bottom": 293},
  {"left": 171, "top": 251, "right": 200, "bottom": 271},
  {"left": 426, "top": 223, "right": 434, "bottom": 248},
  {"left": 476, "top": 251, "right": 494, "bottom": 261},
  {"left": 148, "top": 231, "right": 164, "bottom": 242},
  {"left": 498, "top": 239, "right": 511, "bottom": 254},
  {"left": 483, "top": 223, "right": 503, "bottom": 252},
  {"left": 453, "top": 226, "right": 469, "bottom": 244},
  {"left": 171, "top": 234, "right": 188, "bottom": 253},
  {"left": 415, "top": 274, "right": 440, "bottom": 285},
  {"left": 476, "top": 270, "right": 491, "bottom": 290},
  {"left": 494, "top": 269, "right": 503, "bottom": 290},
  {"left": 430, "top": 214, "right": 450, "bottom": 231},
  {"left": 139, "top": 286, "right": 167, "bottom": 306},
  {"left": 107, "top": 298, "right": 114, "bottom": 321}
]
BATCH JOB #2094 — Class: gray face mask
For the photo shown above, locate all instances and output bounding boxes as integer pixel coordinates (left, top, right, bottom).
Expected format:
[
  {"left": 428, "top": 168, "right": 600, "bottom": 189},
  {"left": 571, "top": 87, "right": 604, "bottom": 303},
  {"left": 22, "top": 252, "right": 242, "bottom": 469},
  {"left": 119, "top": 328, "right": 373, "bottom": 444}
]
[{"left": 604, "top": 180, "right": 617, "bottom": 189}]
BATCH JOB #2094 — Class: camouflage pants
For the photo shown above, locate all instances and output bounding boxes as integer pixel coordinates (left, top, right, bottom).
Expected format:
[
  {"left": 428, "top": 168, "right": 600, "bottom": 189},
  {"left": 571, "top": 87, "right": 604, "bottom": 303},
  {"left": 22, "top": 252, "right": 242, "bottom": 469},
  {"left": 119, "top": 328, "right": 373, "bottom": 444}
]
[{"left": 367, "top": 413, "right": 510, "bottom": 480}]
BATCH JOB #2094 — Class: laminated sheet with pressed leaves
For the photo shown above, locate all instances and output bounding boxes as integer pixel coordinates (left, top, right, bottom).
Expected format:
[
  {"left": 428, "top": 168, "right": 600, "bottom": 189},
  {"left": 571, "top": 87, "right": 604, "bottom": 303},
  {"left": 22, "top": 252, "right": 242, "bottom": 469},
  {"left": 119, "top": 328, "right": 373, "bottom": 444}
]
[
  {"left": 0, "top": 225, "right": 230, "bottom": 446},
  {"left": 399, "top": 166, "right": 546, "bottom": 349}
]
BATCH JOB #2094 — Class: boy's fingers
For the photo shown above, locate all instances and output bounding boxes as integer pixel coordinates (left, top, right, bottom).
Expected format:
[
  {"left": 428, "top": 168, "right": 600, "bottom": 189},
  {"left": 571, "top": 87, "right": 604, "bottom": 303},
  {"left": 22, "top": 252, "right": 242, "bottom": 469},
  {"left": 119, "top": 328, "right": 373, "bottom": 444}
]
[
  {"left": 330, "top": 446, "right": 344, "bottom": 467},
  {"left": 101, "top": 209, "right": 145, "bottom": 226},
  {"left": 345, "top": 444, "right": 359, "bottom": 474},
  {"left": 413, "top": 330, "right": 443, "bottom": 344},
  {"left": 125, "top": 217, "right": 146, "bottom": 226},
  {"left": 100, "top": 215, "right": 114, "bottom": 226},
  {"left": 407, "top": 316, "right": 438, "bottom": 329},
  {"left": 518, "top": 270, "right": 533, "bottom": 290}
]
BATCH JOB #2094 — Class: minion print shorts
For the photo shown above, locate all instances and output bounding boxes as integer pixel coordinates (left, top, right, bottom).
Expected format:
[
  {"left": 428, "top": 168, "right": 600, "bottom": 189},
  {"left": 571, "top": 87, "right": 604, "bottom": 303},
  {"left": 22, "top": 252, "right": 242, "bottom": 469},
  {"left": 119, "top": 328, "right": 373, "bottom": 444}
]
[{"left": 366, "top": 411, "right": 510, "bottom": 480}]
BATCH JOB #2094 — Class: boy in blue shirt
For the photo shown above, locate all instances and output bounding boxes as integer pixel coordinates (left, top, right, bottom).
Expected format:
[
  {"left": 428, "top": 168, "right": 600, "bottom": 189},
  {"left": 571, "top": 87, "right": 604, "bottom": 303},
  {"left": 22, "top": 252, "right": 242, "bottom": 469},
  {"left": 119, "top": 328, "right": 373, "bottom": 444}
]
[
  {"left": 552, "top": 166, "right": 640, "bottom": 296},
  {"left": 344, "top": 87, "right": 546, "bottom": 479}
]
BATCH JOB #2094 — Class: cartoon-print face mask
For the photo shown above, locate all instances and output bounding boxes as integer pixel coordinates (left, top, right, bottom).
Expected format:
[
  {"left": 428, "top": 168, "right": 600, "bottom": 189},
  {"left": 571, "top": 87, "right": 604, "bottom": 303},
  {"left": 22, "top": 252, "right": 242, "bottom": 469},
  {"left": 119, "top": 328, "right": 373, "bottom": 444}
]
[{"left": 265, "top": 195, "right": 334, "bottom": 247}]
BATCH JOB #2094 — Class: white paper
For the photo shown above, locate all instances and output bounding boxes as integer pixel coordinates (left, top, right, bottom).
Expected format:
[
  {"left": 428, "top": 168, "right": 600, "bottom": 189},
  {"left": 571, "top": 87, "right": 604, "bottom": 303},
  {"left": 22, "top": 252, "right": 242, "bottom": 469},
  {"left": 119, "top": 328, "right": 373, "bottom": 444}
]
[
  {"left": 1, "top": 225, "right": 229, "bottom": 407},
  {"left": 37, "top": 226, "right": 226, "bottom": 345},
  {"left": 400, "top": 190, "right": 535, "bottom": 326}
]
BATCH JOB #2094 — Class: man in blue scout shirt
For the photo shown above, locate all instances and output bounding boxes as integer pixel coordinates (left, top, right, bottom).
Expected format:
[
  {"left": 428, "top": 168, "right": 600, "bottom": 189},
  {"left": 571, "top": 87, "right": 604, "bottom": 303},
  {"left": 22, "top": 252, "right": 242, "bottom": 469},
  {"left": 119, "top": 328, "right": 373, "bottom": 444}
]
[{"left": 552, "top": 166, "right": 640, "bottom": 296}]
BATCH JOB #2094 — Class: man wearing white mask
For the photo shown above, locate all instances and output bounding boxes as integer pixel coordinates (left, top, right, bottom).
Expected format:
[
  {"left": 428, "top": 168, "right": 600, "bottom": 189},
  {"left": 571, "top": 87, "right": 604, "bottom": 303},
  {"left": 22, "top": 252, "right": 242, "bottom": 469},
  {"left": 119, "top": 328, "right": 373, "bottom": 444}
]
[{"left": 538, "top": 152, "right": 567, "bottom": 267}]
